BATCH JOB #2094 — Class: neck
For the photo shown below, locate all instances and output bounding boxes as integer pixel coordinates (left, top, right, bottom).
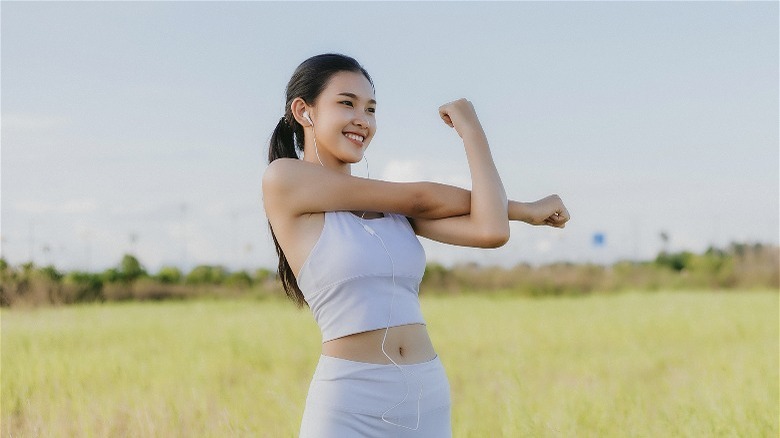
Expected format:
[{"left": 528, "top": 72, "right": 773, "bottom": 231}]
[{"left": 303, "top": 142, "right": 351, "bottom": 175}]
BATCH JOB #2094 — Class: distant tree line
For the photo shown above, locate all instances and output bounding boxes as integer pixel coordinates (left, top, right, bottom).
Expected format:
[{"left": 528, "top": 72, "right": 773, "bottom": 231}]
[
  {"left": 0, "top": 254, "right": 275, "bottom": 307},
  {"left": 1, "top": 242, "right": 777, "bottom": 307},
  {"left": 421, "top": 242, "right": 778, "bottom": 296}
]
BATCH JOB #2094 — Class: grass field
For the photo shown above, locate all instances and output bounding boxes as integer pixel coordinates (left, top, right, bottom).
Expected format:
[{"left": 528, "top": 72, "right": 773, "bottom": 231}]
[{"left": 2, "top": 291, "right": 778, "bottom": 437}]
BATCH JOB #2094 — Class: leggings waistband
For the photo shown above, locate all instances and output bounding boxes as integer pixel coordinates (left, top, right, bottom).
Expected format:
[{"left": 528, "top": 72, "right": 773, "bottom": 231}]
[{"left": 305, "top": 354, "right": 451, "bottom": 416}]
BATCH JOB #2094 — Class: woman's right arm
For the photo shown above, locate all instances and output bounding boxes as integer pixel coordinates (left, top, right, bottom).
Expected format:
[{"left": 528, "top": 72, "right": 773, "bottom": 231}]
[
  {"left": 262, "top": 158, "right": 473, "bottom": 220},
  {"left": 262, "top": 158, "right": 569, "bottom": 227}
]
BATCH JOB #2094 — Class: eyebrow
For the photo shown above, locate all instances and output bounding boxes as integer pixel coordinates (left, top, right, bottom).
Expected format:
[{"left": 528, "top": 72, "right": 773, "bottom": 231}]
[{"left": 338, "top": 92, "right": 376, "bottom": 105}]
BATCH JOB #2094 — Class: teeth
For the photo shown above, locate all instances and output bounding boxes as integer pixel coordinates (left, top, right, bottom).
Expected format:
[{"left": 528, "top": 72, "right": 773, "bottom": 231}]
[{"left": 345, "top": 133, "right": 364, "bottom": 142}]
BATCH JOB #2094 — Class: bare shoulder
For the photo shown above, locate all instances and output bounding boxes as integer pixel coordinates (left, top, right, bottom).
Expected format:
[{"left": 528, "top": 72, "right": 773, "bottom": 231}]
[
  {"left": 263, "top": 158, "right": 345, "bottom": 219},
  {"left": 263, "top": 158, "right": 311, "bottom": 192},
  {"left": 262, "top": 158, "right": 315, "bottom": 195}
]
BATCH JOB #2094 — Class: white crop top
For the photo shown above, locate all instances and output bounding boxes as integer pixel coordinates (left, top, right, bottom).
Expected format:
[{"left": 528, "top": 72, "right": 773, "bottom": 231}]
[{"left": 296, "top": 210, "right": 427, "bottom": 342}]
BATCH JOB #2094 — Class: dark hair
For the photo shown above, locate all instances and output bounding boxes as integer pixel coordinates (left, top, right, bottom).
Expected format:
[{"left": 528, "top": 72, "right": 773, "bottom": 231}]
[{"left": 268, "top": 53, "right": 373, "bottom": 307}]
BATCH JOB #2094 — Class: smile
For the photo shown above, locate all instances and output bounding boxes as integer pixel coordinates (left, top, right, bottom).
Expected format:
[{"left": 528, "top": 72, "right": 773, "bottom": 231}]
[{"left": 344, "top": 133, "right": 365, "bottom": 144}]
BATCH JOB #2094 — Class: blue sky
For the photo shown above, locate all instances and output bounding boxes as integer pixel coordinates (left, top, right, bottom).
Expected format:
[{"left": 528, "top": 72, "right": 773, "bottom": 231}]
[{"left": 2, "top": 1, "right": 778, "bottom": 272}]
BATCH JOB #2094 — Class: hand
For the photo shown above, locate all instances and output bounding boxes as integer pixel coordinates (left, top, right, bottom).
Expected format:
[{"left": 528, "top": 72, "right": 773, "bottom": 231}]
[
  {"left": 438, "top": 98, "right": 482, "bottom": 138},
  {"left": 523, "top": 195, "right": 570, "bottom": 228}
]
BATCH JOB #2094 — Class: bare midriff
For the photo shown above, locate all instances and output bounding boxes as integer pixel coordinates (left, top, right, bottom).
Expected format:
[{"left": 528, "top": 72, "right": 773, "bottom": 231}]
[{"left": 322, "top": 323, "right": 437, "bottom": 365}]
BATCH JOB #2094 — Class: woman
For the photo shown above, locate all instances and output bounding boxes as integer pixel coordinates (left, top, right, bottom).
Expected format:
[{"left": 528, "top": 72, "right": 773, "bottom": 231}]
[{"left": 262, "top": 54, "right": 569, "bottom": 437}]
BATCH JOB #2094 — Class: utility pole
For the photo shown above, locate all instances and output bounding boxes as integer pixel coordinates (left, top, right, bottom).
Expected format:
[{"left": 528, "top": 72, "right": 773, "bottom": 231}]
[
  {"left": 27, "top": 221, "right": 35, "bottom": 263},
  {"left": 129, "top": 232, "right": 138, "bottom": 255},
  {"left": 180, "top": 203, "right": 188, "bottom": 271},
  {"left": 231, "top": 210, "right": 239, "bottom": 268}
]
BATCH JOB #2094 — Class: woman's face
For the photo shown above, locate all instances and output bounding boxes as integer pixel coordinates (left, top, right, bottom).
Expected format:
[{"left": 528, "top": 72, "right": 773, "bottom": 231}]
[{"left": 309, "top": 71, "right": 376, "bottom": 165}]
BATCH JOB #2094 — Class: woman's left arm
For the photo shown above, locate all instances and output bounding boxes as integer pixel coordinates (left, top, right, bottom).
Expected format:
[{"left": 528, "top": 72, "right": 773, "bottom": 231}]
[
  {"left": 407, "top": 98, "right": 570, "bottom": 247},
  {"left": 412, "top": 99, "right": 509, "bottom": 248},
  {"left": 410, "top": 190, "right": 570, "bottom": 247}
]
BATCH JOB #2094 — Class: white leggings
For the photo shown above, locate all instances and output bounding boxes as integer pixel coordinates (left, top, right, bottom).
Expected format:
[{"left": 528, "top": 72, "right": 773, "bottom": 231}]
[{"left": 299, "top": 354, "right": 452, "bottom": 438}]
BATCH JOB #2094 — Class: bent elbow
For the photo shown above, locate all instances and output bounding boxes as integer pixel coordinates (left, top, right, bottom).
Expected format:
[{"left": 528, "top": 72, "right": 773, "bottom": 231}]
[
  {"left": 484, "top": 234, "right": 510, "bottom": 249},
  {"left": 478, "top": 226, "right": 510, "bottom": 248}
]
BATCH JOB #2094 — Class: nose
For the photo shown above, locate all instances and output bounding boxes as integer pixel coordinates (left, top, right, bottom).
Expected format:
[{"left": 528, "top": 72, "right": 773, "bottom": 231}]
[{"left": 353, "top": 113, "right": 370, "bottom": 129}]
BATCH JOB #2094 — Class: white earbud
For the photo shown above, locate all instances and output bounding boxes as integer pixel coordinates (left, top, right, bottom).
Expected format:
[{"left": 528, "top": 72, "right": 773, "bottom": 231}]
[{"left": 303, "top": 111, "right": 313, "bottom": 126}]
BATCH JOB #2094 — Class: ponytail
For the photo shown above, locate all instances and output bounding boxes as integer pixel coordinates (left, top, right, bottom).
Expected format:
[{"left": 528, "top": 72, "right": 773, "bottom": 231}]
[
  {"left": 268, "top": 116, "right": 307, "bottom": 307},
  {"left": 268, "top": 116, "right": 302, "bottom": 162}
]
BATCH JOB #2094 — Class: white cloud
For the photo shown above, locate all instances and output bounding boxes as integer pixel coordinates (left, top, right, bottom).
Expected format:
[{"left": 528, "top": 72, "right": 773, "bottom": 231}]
[
  {"left": 380, "top": 159, "right": 470, "bottom": 187},
  {"left": 429, "top": 160, "right": 471, "bottom": 189},
  {"left": 534, "top": 238, "right": 552, "bottom": 254},
  {"left": 381, "top": 160, "right": 425, "bottom": 182}
]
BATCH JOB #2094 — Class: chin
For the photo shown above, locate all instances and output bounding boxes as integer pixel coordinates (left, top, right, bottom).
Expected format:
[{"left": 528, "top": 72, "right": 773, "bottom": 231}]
[{"left": 341, "top": 152, "right": 364, "bottom": 164}]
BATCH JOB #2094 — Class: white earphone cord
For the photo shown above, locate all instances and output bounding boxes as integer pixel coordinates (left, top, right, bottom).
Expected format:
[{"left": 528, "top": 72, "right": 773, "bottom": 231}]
[
  {"left": 360, "top": 221, "right": 423, "bottom": 430},
  {"left": 311, "top": 126, "right": 325, "bottom": 167}
]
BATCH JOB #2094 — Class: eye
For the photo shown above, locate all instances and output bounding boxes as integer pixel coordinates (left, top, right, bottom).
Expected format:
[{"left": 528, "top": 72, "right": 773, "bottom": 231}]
[
  {"left": 340, "top": 100, "right": 354, "bottom": 107},
  {"left": 367, "top": 107, "right": 376, "bottom": 114}
]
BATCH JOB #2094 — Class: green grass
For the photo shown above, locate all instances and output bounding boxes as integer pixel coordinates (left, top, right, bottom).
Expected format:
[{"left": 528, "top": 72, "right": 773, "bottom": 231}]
[{"left": 2, "top": 291, "right": 777, "bottom": 437}]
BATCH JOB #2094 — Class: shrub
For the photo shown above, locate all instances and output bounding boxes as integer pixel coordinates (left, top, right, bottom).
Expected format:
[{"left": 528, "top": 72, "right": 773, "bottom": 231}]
[
  {"left": 119, "top": 254, "right": 146, "bottom": 282},
  {"left": 185, "top": 265, "right": 228, "bottom": 285},
  {"left": 63, "top": 271, "right": 104, "bottom": 303},
  {"left": 226, "top": 271, "right": 252, "bottom": 288},
  {"left": 156, "top": 266, "right": 183, "bottom": 284}
]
